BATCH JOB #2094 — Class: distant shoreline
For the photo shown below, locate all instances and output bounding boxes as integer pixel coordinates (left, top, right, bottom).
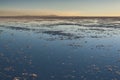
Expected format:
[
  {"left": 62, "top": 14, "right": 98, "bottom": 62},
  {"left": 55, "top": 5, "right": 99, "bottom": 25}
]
[{"left": 0, "top": 16, "right": 120, "bottom": 19}]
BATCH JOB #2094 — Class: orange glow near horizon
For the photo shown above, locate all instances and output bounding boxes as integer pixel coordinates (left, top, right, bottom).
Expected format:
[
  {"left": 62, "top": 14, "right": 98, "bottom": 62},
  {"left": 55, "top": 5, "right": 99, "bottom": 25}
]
[
  {"left": 0, "top": 10, "right": 81, "bottom": 16},
  {"left": 0, "top": 9, "right": 120, "bottom": 17}
]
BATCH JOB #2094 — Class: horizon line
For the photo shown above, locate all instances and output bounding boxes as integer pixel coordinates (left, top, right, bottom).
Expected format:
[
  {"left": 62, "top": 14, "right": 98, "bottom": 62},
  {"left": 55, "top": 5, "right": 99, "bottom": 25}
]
[{"left": 0, "top": 15, "right": 120, "bottom": 18}]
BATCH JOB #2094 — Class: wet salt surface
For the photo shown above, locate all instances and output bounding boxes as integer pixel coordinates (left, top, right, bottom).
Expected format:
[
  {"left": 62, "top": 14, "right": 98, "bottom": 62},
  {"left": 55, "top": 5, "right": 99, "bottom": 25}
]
[{"left": 1, "top": 18, "right": 120, "bottom": 80}]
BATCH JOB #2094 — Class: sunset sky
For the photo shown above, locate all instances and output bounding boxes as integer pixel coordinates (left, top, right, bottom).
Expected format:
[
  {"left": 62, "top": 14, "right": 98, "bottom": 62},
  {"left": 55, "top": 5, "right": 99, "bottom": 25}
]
[{"left": 0, "top": 0, "right": 120, "bottom": 16}]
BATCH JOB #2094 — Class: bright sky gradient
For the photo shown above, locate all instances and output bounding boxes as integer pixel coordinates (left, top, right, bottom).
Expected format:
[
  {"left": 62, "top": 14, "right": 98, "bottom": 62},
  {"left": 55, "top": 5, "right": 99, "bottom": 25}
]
[{"left": 0, "top": 0, "right": 120, "bottom": 16}]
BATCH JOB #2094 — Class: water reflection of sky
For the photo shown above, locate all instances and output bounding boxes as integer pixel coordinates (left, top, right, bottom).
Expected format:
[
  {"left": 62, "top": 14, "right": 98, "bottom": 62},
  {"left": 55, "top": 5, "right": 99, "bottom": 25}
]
[{"left": 1, "top": 18, "right": 120, "bottom": 80}]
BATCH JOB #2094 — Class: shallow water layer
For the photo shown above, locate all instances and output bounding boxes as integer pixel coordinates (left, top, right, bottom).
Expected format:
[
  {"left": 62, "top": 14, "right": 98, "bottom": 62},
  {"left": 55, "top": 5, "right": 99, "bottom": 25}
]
[{"left": 0, "top": 18, "right": 120, "bottom": 80}]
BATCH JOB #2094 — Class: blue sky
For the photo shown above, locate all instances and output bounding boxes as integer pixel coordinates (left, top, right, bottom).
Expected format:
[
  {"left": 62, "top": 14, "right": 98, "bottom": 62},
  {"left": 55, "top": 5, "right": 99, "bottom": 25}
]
[{"left": 0, "top": 0, "right": 120, "bottom": 16}]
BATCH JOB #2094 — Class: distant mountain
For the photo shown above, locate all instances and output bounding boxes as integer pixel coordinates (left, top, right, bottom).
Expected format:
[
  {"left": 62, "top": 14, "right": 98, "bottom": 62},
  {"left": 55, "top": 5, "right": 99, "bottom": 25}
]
[{"left": 0, "top": 15, "right": 120, "bottom": 19}]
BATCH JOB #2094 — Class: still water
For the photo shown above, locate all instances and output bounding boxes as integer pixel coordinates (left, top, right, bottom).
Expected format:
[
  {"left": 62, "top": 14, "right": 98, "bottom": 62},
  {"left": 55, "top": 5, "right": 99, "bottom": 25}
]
[{"left": 0, "top": 18, "right": 120, "bottom": 80}]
